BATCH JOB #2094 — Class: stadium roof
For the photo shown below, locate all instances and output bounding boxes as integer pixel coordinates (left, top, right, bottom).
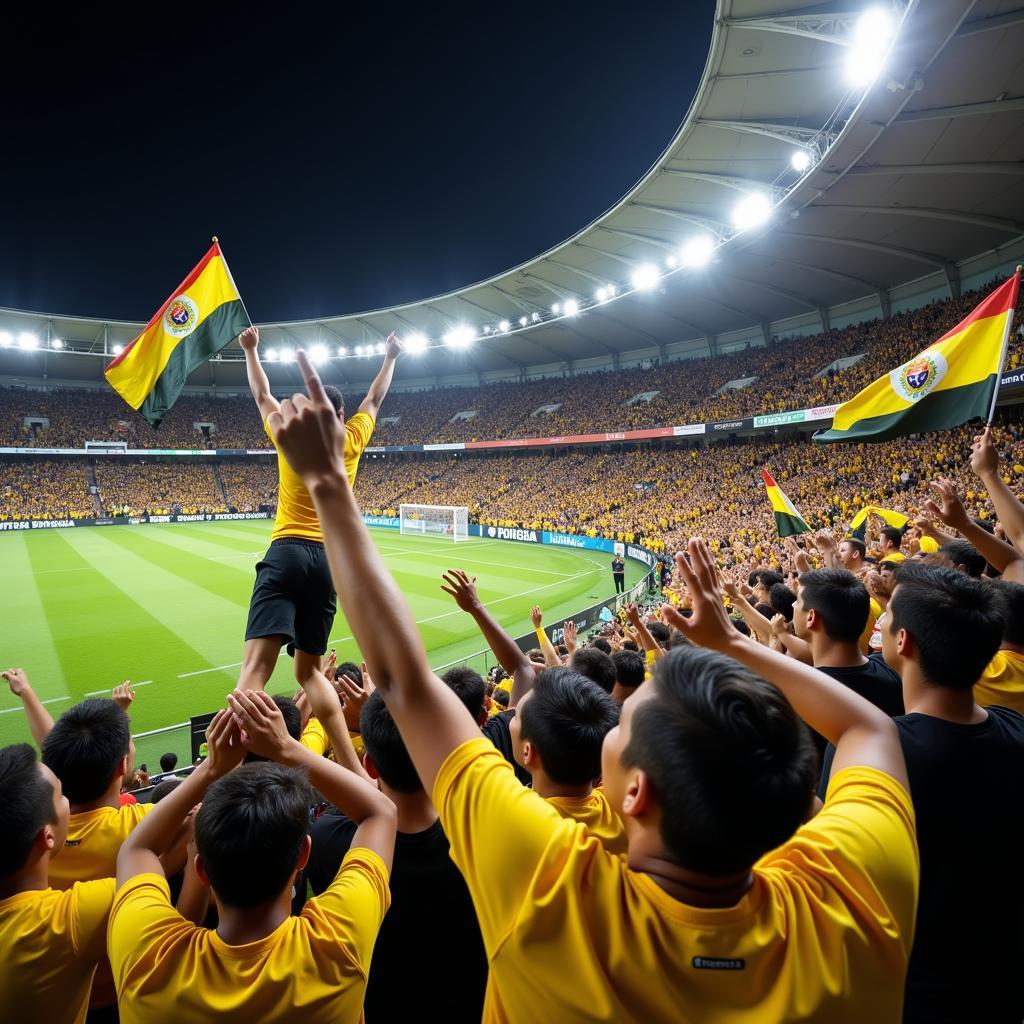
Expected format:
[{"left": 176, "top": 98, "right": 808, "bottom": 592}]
[{"left": 2, "top": 0, "right": 1024, "bottom": 391}]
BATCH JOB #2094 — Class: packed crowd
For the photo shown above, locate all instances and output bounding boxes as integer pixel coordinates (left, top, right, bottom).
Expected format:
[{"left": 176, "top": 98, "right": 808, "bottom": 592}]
[
  {"left": 3, "top": 278, "right": 1022, "bottom": 451},
  {"left": 0, "top": 460, "right": 95, "bottom": 520},
  {"left": 3, "top": 367, "right": 1024, "bottom": 1022},
  {"left": 92, "top": 463, "right": 225, "bottom": 517}
]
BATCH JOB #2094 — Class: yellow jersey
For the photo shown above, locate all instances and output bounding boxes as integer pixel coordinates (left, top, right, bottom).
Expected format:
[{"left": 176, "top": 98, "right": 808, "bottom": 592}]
[
  {"left": 48, "top": 803, "right": 152, "bottom": 890},
  {"left": 300, "top": 716, "right": 365, "bottom": 760},
  {"left": 267, "top": 411, "right": 374, "bottom": 542},
  {"left": 975, "top": 649, "right": 1024, "bottom": 714},
  {"left": 546, "top": 790, "right": 628, "bottom": 857},
  {"left": 434, "top": 737, "right": 918, "bottom": 1024},
  {"left": 0, "top": 878, "right": 115, "bottom": 1024},
  {"left": 108, "top": 848, "right": 390, "bottom": 1023}
]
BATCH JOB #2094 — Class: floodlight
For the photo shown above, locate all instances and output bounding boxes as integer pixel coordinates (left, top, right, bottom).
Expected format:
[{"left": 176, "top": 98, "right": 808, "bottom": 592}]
[
  {"left": 531, "top": 312, "right": 540, "bottom": 322},
  {"left": 631, "top": 264, "right": 660, "bottom": 291},
  {"left": 680, "top": 234, "right": 715, "bottom": 268},
  {"left": 845, "top": 7, "right": 895, "bottom": 86},
  {"left": 665, "top": 254, "right": 677, "bottom": 268},
  {"left": 595, "top": 287, "right": 608, "bottom": 302},
  {"left": 112, "top": 344, "right": 124, "bottom": 355},
  {"left": 563, "top": 298, "right": 579, "bottom": 316},
  {"left": 498, "top": 320, "right": 510, "bottom": 333},
  {"left": 309, "top": 343, "right": 329, "bottom": 364},
  {"left": 266, "top": 348, "right": 279, "bottom": 361},
  {"left": 376, "top": 342, "right": 385, "bottom": 355},
  {"left": 731, "top": 193, "right": 772, "bottom": 232},
  {"left": 443, "top": 326, "right": 475, "bottom": 349},
  {"left": 18, "top": 332, "right": 39, "bottom": 351},
  {"left": 790, "top": 149, "right": 811, "bottom": 173},
  {"left": 337, "top": 345, "right": 348, "bottom": 357},
  {"left": 281, "top": 348, "right": 296, "bottom": 362},
  {"left": 0, "top": 331, "right": 12, "bottom": 348},
  {"left": 405, "top": 333, "right": 428, "bottom": 354},
  {"left": 607, "top": 284, "right": 617, "bottom": 296},
  {"left": 483, "top": 325, "right": 492, "bottom": 333},
  {"left": 519, "top": 316, "right": 527, "bottom": 326},
  {"left": 51, "top": 337, "right": 64, "bottom": 349},
  {"left": 551, "top": 303, "right": 561, "bottom": 314}
]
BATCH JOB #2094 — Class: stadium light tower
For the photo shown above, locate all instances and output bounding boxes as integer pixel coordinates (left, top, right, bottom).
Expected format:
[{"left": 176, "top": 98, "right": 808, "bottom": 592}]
[{"left": 405, "top": 332, "right": 428, "bottom": 354}]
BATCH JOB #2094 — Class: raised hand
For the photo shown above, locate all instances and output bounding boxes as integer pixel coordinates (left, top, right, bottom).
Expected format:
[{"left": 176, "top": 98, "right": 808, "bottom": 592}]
[
  {"left": 203, "top": 708, "right": 246, "bottom": 779},
  {"left": 440, "top": 569, "right": 482, "bottom": 612},
  {"left": 530, "top": 605, "right": 543, "bottom": 629},
  {"left": 266, "top": 350, "right": 347, "bottom": 484},
  {"left": 923, "top": 478, "right": 970, "bottom": 531},
  {"left": 226, "top": 689, "right": 295, "bottom": 762},
  {"left": 112, "top": 681, "right": 136, "bottom": 710},
  {"left": 562, "top": 619, "right": 577, "bottom": 650},
  {"left": 971, "top": 426, "right": 999, "bottom": 479},
  {"left": 2, "top": 667, "right": 31, "bottom": 697},
  {"left": 622, "top": 602, "right": 642, "bottom": 628},
  {"left": 384, "top": 331, "right": 403, "bottom": 360},
  {"left": 770, "top": 613, "right": 789, "bottom": 638},
  {"left": 337, "top": 665, "right": 374, "bottom": 733},
  {"left": 660, "top": 540, "right": 741, "bottom": 652},
  {"left": 323, "top": 648, "right": 338, "bottom": 681},
  {"left": 238, "top": 326, "right": 260, "bottom": 351}
]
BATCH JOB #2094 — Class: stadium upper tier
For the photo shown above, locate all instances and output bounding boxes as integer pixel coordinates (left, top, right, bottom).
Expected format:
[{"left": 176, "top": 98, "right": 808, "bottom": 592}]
[
  {"left": 2, "top": 277, "right": 1022, "bottom": 450},
  {"left": 1, "top": 1, "right": 1022, "bottom": 387}
]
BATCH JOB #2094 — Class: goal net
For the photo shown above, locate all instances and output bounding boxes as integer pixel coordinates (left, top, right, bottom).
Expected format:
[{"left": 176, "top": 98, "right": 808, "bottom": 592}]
[{"left": 399, "top": 504, "right": 470, "bottom": 543}]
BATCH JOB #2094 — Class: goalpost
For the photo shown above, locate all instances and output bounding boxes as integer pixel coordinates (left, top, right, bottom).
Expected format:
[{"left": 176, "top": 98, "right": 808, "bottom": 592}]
[{"left": 399, "top": 504, "right": 470, "bottom": 543}]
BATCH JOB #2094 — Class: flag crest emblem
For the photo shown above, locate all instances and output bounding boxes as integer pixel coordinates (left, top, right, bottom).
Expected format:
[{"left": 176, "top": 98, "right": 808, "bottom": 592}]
[
  {"left": 164, "top": 295, "right": 199, "bottom": 337},
  {"left": 891, "top": 351, "right": 947, "bottom": 402}
]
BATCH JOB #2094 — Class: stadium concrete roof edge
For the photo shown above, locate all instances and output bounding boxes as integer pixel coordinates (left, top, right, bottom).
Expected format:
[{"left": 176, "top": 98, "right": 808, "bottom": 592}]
[{"left": 3, "top": 0, "right": 1024, "bottom": 389}]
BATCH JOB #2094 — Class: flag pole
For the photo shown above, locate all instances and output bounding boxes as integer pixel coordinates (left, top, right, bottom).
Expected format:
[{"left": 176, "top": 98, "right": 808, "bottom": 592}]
[
  {"left": 211, "top": 236, "right": 254, "bottom": 328},
  {"left": 986, "top": 266, "right": 1022, "bottom": 425}
]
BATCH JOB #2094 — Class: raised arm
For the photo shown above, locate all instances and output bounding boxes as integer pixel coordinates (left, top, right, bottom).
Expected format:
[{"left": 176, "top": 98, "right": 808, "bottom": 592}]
[
  {"left": 2, "top": 668, "right": 54, "bottom": 747},
  {"left": 530, "top": 605, "right": 562, "bottom": 668},
  {"left": 663, "top": 538, "right": 908, "bottom": 790},
  {"left": 720, "top": 577, "right": 773, "bottom": 645},
  {"left": 227, "top": 689, "right": 395, "bottom": 867},
  {"left": 238, "top": 326, "right": 280, "bottom": 421},
  {"left": 357, "top": 332, "right": 403, "bottom": 420},
  {"left": 924, "top": 477, "right": 1024, "bottom": 582},
  {"left": 117, "top": 709, "right": 246, "bottom": 886},
  {"left": 971, "top": 427, "right": 1024, "bottom": 553},
  {"left": 267, "top": 352, "right": 481, "bottom": 794},
  {"left": 441, "top": 569, "right": 538, "bottom": 704},
  {"left": 300, "top": 667, "right": 371, "bottom": 782}
]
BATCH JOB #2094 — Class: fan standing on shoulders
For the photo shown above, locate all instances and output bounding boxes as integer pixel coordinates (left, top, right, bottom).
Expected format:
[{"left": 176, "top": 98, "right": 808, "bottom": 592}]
[{"left": 235, "top": 325, "right": 403, "bottom": 691}]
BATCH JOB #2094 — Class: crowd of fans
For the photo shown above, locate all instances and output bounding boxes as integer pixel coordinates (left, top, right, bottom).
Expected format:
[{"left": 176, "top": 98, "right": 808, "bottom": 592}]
[
  {"left": 6, "top": 278, "right": 1024, "bottom": 1022},
  {"left": 2, "top": 278, "right": 1022, "bottom": 452},
  {"left": 0, "top": 460, "right": 95, "bottom": 520}
]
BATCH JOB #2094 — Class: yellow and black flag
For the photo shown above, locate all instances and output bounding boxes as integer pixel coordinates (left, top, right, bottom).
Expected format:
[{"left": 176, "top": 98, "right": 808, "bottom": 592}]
[
  {"left": 814, "top": 270, "right": 1020, "bottom": 445},
  {"left": 105, "top": 240, "right": 249, "bottom": 426},
  {"left": 762, "top": 469, "right": 810, "bottom": 538}
]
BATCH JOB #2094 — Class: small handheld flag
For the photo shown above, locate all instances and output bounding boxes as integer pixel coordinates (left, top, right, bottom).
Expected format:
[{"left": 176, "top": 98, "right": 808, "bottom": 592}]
[
  {"left": 762, "top": 469, "right": 810, "bottom": 538},
  {"left": 848, "top": 505, "right": 909, "bottom": 541},
  {"left": 814, "top": 270, "right": 1020, "bottom": 445},
  {"left": 105, "top": 240, "right": 250, "bottom": 427}
]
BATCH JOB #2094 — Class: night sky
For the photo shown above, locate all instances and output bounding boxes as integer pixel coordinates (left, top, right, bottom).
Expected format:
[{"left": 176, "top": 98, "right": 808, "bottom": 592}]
[{"left": 1, "top": 4, "right": 714, "bottom": 323}]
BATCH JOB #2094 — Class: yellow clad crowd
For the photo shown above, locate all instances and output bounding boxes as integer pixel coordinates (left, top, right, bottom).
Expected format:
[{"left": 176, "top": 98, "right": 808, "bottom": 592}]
[{"left": 3, "top": 279, "right": 1024, "bottom": 1024}]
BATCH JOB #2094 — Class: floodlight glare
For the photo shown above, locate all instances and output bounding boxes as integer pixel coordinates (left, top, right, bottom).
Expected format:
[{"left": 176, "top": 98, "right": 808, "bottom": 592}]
[
  {"left": 607, "top": 284, "right": 617, "bottom": 296},
  {"left": 355, "top": 345, "right": 365, "bottom": 356},
  {"left": 790, "top": 149, "right": 811, "bottom": 173},
  {"left": 0, "top": 332, "right": 12, "bottom": 348},
  {"left": 51, "top": 337, "right": 64, "bottom": 350},
  {"left": 846, "top": 6, "right": 895, "bottom": 86},
  {"left": 376, "top": 342, "right": 385, "bottom": 355},
  {"left": 531, "top": 312, "right": 540, "bottom": 322},
  {"left": 309, "top": 343, "right": 329, "bottom": 364},
  {"left": 563, "top": 298, "right": 579, "bottom": 316},
  {"left": 551, "top": 303, "right": 561, "bottom": 314},
  {"left": 498, "top": 320, "right": 510, "bottom": 333},
  {"left": 19, "top": 332, "right": 39, "bottom": 351},
  {"left": 680, "top": 234, "right": 715, "bottom": 268},
  {"left": 266, "top": 348, "right": 279, "bottom": 361},
  {"left": 443, "top": 325, "right": 475, "bottom": 349},
  {"left": 595, "top": 287, "right": 608, "bottom": 302},
  {"left": 665, "top": 254, "right": 678, "bottom": 268},
  {"left": 519, "top": 316, "right": 528, "bottom": 326},
  {"left": 483, "top": 325, "right": 492, "bottom": 334},
  {"left": 281, "top": 348, "right": 296, "bottom": 362},
  {"left": 731, "top": 193, "right": 772, "bottom": 232},
  {"left": 112, "top": 344, "right": 124, "bottom": 355},
  {"left": 631, "top": 264, "right": 660, "bottom": 291},
  {"left": 405, "top": 333, "right": 428, "bottom": 354},
  {"left": 337, "top": 345, "right": 348, "bottom": 357}
]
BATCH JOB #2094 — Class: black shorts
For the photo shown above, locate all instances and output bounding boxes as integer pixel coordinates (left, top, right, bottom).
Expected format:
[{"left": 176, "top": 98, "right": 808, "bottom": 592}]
[{"left": 244, "top": 538, "right": 337, "bottom": 656}]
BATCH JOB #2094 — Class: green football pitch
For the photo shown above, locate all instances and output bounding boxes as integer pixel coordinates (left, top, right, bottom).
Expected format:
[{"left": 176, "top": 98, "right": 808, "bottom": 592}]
[{"left": 0, "top": 522, "right": 644, "bottom": 768}]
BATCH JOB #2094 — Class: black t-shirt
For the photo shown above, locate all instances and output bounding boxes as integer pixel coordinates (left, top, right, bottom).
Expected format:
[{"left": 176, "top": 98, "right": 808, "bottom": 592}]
[
  {"left": 307, "top": 810, "right": 488, "bottom": 1024},
  {"left": 811, "top": 657, "right": 904, "bottom": 772},
  {"left": 481, "top": 708, "right": 532, "bottom": 786},
  {"left": 896, "top": 707, "right": 1024, "bottom": 1024},
  {"left": 612, "top": 557, "right": 624, "bottom": 574}
]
